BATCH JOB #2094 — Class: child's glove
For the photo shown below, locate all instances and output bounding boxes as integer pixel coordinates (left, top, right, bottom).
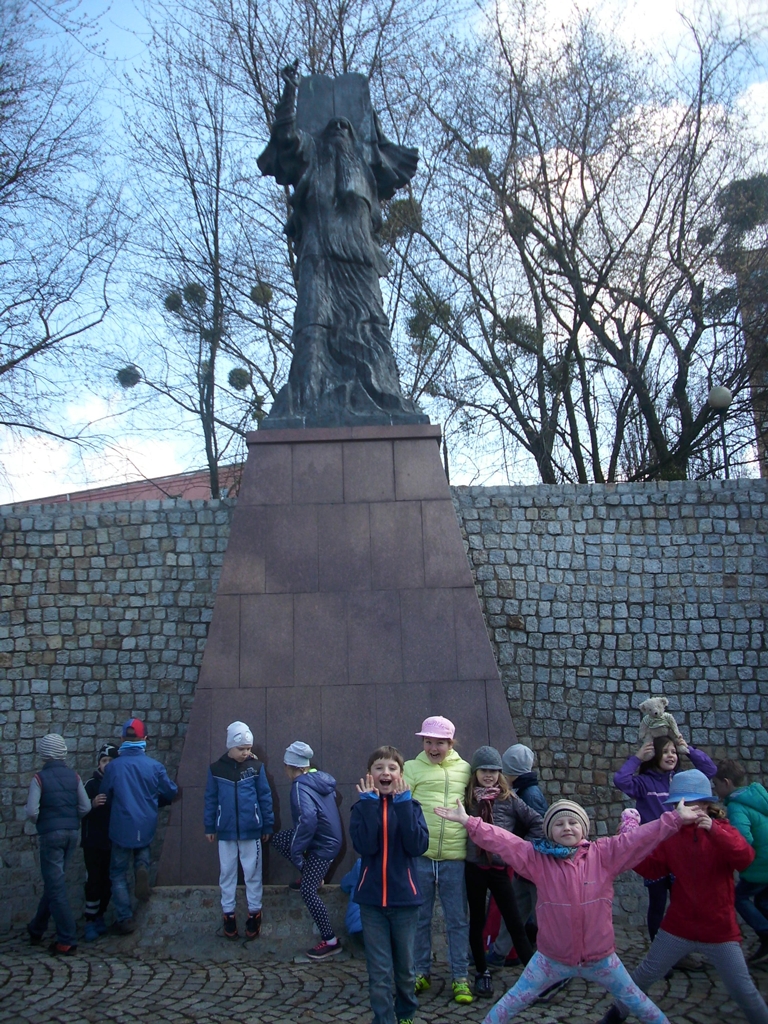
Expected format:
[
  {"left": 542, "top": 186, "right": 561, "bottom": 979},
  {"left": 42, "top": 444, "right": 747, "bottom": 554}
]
[{"left": 617, "top": 808, "right": 641, "bottom": 835}]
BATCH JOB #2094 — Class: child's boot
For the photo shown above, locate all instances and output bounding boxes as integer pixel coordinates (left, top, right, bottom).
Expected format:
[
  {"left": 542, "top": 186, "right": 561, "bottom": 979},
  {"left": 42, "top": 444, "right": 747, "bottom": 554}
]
[
  {"left": 245, "top": 911, "right": 262, "bottom": 939},
  {"left": 222, "top": 912, "right": 238, "bottom": 939},
  {"left": 84, "top": 919, "right": 100, "bottom": 942}
]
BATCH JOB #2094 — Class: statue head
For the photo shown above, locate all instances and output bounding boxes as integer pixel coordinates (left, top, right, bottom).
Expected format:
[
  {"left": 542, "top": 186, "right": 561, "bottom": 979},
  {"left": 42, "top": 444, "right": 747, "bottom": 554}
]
[{"left": 322, "top": 116, "right": 356, "bottom": 146}]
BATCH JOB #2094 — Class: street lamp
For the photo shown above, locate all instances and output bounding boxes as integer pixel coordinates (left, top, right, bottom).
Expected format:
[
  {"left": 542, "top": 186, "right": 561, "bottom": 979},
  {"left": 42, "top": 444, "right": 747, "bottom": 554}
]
[{"left": 708, "top": 385, "right": 733, "bottom": 479}]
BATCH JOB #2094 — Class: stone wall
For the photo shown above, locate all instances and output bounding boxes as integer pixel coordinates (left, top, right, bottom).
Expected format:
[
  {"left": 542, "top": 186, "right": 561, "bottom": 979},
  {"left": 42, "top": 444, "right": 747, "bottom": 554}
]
[
  {"left": 1, "top": 478, "right": 766, "bottom": 929},
  {"left": 0, "top": 499, "right": 234, "bottom": 930}
]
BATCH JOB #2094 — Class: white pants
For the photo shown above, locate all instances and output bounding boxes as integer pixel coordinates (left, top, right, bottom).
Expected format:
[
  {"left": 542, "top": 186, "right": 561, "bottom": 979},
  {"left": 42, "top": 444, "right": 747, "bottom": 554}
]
[{"left": 218, "top": 839, "right": 262, "bottom": 914}]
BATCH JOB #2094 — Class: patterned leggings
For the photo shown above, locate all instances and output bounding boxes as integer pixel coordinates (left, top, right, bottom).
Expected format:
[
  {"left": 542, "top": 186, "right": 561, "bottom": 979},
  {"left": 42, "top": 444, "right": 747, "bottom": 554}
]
[
  {"left": 616, "top": 931, "right": 768, "bottom": 1024},
  {"left": 484, "top": 951, "right": 669, "bottom": 1024},
  {"left": 271, "top": 830, "right": 335, "bottom": 941}
]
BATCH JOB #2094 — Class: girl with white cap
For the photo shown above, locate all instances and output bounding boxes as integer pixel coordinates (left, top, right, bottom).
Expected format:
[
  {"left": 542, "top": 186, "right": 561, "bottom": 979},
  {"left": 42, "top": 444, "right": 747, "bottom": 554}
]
[
  {"left": 436, "top": 791, "right": 703, "bottom": 1022},
  {"left": 403, "top": 716, "right": 473, "bottom": 1005},
  {"left": 270, "top": 740, "right": 343, "bottom": 961}
]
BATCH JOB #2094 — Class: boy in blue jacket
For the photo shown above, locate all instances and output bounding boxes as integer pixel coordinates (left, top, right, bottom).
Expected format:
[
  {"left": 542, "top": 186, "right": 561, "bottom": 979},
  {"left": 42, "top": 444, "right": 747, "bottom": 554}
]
[
  {"left": 271, "top": 740, "right": 343, "bottom": 960},
  {"left": 204, "top": 721, "right": 274, "bottom": 939},
  {"left": 350, "top": 745, "right": 429, "bottom": 1024},
  {"left": 99, "top": 718, "right": 178, "bottom": 934}
]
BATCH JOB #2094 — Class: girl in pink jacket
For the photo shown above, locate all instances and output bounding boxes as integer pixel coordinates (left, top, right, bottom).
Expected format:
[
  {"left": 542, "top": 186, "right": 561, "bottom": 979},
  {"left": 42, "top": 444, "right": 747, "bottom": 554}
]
[{"left": 435, "top": 795, "right": 703, "bottom": 1024}]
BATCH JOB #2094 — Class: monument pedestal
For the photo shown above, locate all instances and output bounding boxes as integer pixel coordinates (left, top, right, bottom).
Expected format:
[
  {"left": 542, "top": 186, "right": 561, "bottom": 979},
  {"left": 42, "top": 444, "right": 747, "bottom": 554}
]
[{"left": 158, "top": 424, "right": 515, "bottom": 885}]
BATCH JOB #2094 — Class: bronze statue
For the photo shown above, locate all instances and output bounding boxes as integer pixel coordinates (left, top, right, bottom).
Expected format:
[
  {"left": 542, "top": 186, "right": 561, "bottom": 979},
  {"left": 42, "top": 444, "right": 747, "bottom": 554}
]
[{"left": 257, "top": 63, "right": 428, "bottom": 428}]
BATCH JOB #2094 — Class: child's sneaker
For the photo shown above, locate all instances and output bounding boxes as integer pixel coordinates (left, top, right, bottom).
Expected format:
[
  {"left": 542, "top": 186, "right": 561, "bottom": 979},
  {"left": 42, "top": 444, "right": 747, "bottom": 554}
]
[
  {"left": 536, "top": 977, "right": 571, "bottom": 1003},
  {"left": 222, "top": 913, "right": 238, "bottom": 939},
  {"left": 414, "top": 974, "right": 431, "bottom": 994},
  {"left": 135, "top": 864, "right": 151, "bottom": 902},
  {"left": 49, "top": 941, "right": 77, "bottom": 956},
  {"left": 486, "top": 949, "right": 520, "bottom": 969},
  {"left": 245, "top": 911, "right": 262, "bottom": 939},
  {"left": 84, "top": 920, "right": 100, "bottom": 942},
  {"left": 452, "top": 980, "right": 473, "bottom": 1004},
  {"left": 306, "top": 938, "right": 341, "bottom": 960},
  {"left": 93, "top": 916, "right": 108, "bottom": 936},
  {"left": 112, "top": 917, "right": 136, "bottom": 935},
  {"left": 474, "top": 970, "right": 493, "bottom": 997}
]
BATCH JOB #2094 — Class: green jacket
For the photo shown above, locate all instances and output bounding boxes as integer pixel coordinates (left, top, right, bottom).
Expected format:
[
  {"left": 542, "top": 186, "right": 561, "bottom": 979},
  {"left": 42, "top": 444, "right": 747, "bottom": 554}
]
[
  {"left": 725, "top": 782, "right": 768, "bottom": 883},
  {"left": 403, "top": 749, "right": 471, "bottom": 861}
]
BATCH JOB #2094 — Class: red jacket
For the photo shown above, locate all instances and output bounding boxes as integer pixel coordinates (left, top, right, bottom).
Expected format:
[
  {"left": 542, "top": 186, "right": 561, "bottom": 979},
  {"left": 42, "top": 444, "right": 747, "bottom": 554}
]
[{"left": 634, "top": 818, "right": 755, "bottom": 943}]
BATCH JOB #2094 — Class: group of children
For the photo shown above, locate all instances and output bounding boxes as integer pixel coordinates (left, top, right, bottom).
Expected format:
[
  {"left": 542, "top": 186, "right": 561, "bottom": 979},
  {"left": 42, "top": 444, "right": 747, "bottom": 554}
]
[
  {"left": 26, "top": 712, "right": 768, "bottom": 1024},
  {"left": 26, "top": 718, "right": 178, "bottom": 954}
]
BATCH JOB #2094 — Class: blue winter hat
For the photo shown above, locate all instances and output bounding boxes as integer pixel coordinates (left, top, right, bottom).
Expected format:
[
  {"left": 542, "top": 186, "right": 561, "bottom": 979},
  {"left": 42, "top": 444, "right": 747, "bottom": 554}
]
[{"left": 663, "top": 769, "right": 717, "bottom": 804}]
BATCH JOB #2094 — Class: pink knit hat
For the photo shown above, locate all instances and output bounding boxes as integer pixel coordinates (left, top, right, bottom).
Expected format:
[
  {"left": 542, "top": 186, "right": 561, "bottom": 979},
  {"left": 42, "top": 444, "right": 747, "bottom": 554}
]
[{"left": 415, "top": 716, "right": 455, "bottom": 739}]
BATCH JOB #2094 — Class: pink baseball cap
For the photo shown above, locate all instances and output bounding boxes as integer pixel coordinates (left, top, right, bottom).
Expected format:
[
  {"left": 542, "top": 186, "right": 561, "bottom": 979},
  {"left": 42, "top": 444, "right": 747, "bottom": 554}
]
[{"left": 415, "top": 716, "right": 455, "bottom": 739}]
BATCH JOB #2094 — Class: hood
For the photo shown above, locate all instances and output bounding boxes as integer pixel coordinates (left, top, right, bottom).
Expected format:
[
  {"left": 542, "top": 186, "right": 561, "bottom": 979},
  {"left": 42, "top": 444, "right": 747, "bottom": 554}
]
[
  {"left": 297, "top": 769, "right": 337, "bottom": 796},
  {"left": 416, "top": 748, "right": 465, "bottom": 769},
  {"left": 728, "top": 782, "right": 768, "bottom": 815}
]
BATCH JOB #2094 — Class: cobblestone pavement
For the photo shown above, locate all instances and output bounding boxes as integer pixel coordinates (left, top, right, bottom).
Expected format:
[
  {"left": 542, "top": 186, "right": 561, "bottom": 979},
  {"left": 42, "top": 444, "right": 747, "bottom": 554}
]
[{"left": 1, "top": 923, "right": 766, "bottom": 1024}]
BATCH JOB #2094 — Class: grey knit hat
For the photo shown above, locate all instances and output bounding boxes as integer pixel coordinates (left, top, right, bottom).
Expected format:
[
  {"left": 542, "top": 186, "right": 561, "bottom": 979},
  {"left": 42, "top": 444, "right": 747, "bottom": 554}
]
[
  {"left": 284, "top": 740, "right": 313, "bottom": 767},
  {"left": 37, "top": 734, "right": 68, "bottom": 760},
  {"left": 543, "top": 799, "right": 590, "bottom": 841},
  {"left": 470, "top": 746, "right": 503, "bottom": 773},
  {"left": 502, "top": 744, "right": 535, "bottom": 777}
]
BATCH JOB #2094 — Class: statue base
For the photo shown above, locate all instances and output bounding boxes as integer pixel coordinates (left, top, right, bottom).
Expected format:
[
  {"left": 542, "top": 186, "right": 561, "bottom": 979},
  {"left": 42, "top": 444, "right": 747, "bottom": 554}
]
[{"left": 157, "top": 423, "right": 515, "bottom": 886}]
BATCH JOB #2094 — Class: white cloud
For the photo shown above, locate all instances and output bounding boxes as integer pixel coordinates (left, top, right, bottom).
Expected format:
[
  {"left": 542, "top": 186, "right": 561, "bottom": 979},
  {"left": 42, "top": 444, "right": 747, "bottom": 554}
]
[{"left": 0, "top": 431, "right": 188, "bottom": 505}]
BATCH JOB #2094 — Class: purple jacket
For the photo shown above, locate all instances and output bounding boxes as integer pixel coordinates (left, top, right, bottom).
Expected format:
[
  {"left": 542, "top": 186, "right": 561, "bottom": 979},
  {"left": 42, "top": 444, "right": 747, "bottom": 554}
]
[{"left": 613, "top": 746, "right": 717, "bottom": 823}]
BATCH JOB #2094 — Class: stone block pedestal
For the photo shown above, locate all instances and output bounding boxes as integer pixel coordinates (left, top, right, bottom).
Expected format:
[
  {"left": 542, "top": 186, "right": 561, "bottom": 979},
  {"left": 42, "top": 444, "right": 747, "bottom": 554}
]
[{"left": 158, "top": 424, "right": 515, "bottom": 886}]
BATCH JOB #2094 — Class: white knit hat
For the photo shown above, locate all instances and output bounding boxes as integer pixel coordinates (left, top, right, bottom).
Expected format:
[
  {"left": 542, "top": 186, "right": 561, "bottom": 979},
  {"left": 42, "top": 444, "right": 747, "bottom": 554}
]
[
  {"left": 284, "top": 741, "right": 313, "bottom": 767},
  {"left": 37, "top": 734, "right": 68, "bottom": 760},
  {"left": 226, "top": 721, "right": 253, "bottom": 748}
]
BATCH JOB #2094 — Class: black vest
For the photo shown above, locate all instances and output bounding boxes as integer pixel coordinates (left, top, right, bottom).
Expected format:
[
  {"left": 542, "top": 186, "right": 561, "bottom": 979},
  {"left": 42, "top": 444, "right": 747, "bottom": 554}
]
[{"left": 37, "top": 760, "right": 79, "bottom": 834}]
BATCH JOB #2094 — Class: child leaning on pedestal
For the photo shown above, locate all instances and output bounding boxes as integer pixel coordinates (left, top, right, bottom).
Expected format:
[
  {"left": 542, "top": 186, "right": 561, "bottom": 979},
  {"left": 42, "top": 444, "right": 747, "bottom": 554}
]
[
  {"left": 270, "top": 740, "right": 343, "bottom": 961},
  {"left": 350, "top": 745, "right": 429, "bottom": 1024},
  {"left": 435, "top": 793, "right": 704, "bottom": 1024},
  {"left": 403, "top": 716, "right": 474, "bottom": 1006},
  {"left": 204, "top": 721, "right": 274, "bottom": 940}
]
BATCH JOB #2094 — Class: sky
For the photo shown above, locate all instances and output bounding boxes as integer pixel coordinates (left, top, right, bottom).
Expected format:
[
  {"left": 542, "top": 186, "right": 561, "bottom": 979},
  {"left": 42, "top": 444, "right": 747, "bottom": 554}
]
[{"left": 0, "top": 0, "right": 766, "bottom": 504}]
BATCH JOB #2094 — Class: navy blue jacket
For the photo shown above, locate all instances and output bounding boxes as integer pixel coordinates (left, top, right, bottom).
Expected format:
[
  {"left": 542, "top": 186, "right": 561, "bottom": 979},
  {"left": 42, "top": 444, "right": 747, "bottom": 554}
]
[
  {"left": 350, "top": 792, "right": 429, "bottom": 907},
  {"left": 204, "top": 752, "right": 274, "bottom": 841},
  {"left": 37, "top": 760, "right": 80, "bottom": 834},
  {"left": 512, "top": 772, "right": 549, "bottom": 817},
  {"left": 100, "top": 745, "right": 178, "bottom": 848},
  {"left": 82, "top": 770, "right": 111, "bottom": 850},
  {"left": 288, "top": 769, "right": 342, "bottom": 868}
]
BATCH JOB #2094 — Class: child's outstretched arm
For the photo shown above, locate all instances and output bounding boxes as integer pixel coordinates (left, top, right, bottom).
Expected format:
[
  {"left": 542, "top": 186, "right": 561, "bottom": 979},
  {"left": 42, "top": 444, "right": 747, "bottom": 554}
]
[
  {"left": 598, "top": 801, "right": 704, "bottom": 877},
  {"left": 435, "top": 800, "right": 540, "bottom": 879}
]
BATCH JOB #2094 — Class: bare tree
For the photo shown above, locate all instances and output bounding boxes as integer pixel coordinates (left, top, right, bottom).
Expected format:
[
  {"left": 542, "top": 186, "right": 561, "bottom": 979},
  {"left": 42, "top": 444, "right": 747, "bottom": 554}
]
[
  {"left": 0, "top": 0, "right": 123, "bottom": 452},
  {"left": 115, "top": 22, "right": 292, "bottom": 497},
  {"left": 395, "top": 0, "right": 764, "bottom": 482}
]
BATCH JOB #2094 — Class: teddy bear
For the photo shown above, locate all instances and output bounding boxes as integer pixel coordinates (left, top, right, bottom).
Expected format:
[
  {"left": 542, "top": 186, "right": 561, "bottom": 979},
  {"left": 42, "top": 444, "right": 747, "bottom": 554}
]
[{"left": 637, "top": 696, "right": 686, "bottom": 751}]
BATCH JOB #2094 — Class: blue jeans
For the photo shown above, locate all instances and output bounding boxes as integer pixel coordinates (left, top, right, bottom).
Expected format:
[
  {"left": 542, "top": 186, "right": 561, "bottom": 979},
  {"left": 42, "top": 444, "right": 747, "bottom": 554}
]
[
  {"left": 360, "top": 904, "right": 420, "bottom": 1024},
  {"left": 110, "top": 844, "right": 150, "bottom": 922},
  {"left": 735, "top": 878, "right": 768, "bottom": 938},
  {"left": 414, "top": 856, "right": 469, "bottom": 980},
  {"left": 28, "top": 829, "right": 80, "bottom": 946}
]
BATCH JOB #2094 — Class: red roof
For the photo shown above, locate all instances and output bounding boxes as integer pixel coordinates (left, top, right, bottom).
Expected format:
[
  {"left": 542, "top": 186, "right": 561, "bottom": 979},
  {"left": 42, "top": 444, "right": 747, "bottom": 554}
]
[{"left": 31, "top": 465, "right": 242, "bottom": 504}]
